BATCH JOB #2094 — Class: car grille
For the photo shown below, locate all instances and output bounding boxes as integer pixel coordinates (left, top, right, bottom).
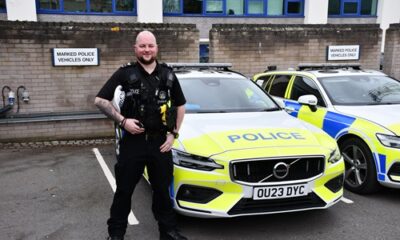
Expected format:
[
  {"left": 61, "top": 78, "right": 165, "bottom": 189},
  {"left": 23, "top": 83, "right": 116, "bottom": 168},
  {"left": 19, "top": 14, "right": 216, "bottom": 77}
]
[
  {"left": 231, "top": 156, "right": 325, "bottom": 184},
  {"left": 228, "top": 193, "right": 326, "bottom": 215}
]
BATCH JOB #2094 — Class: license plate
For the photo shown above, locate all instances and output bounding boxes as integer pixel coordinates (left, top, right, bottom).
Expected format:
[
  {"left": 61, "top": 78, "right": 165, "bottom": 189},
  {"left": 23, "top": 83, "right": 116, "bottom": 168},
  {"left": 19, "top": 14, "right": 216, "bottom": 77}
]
[{"left": 253, "top": 184, "right": 308, "bottom": 200}]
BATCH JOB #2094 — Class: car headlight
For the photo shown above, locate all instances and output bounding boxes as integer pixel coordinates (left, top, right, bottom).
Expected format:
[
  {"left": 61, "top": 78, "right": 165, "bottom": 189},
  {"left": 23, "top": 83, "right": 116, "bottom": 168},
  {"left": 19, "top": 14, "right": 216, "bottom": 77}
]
[
  {"left": 376, "top": 133, "right": 400, "bottom": 149},
  {"left": 172, "top": 150, "right": 224, "bottom": 171},
  {"left": 328, "top": 148, "right": 342, "bottom": 164}
]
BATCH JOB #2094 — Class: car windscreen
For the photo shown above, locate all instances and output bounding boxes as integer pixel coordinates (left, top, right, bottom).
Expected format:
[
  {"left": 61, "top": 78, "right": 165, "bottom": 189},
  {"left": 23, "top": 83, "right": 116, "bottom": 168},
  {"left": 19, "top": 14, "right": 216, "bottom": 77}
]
[
  {"left": 179, "top": 77, "right": 279, "bottom": 113},
  {"left": 319, "top": 75, "right": 400, "bottom": 105}
]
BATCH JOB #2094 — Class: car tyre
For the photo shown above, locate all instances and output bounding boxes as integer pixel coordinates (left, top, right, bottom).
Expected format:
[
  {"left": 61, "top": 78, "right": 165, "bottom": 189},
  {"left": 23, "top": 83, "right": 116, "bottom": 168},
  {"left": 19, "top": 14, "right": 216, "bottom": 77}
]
[{"left": 339, "top": 138, "right": 380, "bottom": 194}]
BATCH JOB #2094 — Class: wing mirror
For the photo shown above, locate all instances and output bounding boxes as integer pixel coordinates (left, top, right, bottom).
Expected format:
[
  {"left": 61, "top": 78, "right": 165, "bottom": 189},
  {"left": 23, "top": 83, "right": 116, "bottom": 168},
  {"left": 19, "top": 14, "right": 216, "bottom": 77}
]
[{"left": 298, "top": 95, "right": 318, "bottom": 112}]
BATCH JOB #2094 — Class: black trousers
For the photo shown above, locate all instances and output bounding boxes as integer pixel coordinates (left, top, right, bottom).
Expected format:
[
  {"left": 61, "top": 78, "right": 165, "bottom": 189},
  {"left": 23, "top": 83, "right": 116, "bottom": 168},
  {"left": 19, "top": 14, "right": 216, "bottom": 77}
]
[{"left": 107, "top": 133, "right": 177, "bottom": 237}]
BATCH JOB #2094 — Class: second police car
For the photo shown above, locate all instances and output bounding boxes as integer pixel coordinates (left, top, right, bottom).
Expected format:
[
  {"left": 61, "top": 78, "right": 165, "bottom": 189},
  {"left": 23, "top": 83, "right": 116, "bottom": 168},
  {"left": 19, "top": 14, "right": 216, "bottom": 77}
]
[
  {"left": 138, "top": 63, "right": 344, "bottom": 217},
  {"left": 253, "top": 63, "right": 400, "bottom": 194}
]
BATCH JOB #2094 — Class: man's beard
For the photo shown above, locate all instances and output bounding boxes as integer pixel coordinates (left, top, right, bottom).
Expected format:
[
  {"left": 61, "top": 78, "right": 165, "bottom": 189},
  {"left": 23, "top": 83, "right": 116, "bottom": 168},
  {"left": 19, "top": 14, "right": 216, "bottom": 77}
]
[{"left": 138, "top": 56, "right": 156, "bottom": 65}]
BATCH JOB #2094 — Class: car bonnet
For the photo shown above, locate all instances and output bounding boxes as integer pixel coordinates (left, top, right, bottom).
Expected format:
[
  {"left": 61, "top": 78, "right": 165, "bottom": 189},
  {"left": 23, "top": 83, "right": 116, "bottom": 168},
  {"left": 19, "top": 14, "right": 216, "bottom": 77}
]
[{"left": 175, "top": 111, "right": 330, "bottom": 157}]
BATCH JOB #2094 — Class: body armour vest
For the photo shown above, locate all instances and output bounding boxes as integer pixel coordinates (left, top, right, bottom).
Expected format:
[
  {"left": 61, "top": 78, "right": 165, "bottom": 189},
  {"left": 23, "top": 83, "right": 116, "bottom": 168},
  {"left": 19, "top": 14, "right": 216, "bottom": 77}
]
[{"left": 119, "top": 62, "right": 175, "bottom": 133}]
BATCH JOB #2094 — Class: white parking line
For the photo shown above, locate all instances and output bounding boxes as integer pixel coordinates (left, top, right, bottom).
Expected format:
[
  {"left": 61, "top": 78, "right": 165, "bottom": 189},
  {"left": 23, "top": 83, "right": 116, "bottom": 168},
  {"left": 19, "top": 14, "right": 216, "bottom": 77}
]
[
  {"left": 92, "top": 148, "right": 139, "bottom": 225},
  {"left": 341, "top": 197, "right": 354, "bottom": 204}
]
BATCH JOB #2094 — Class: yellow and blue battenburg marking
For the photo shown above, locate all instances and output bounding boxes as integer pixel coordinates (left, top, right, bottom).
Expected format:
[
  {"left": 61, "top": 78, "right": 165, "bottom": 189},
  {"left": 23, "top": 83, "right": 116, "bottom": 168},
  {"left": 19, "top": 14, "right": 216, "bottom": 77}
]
[
  {"left": 323, "top": 112, "right": 356, "bottom": 138},
  {"left": 283, "top": 100, "right": 356, "bottom": 139},
  {"left": 282, "top": 99, "right": 394, "bottom": 184}
]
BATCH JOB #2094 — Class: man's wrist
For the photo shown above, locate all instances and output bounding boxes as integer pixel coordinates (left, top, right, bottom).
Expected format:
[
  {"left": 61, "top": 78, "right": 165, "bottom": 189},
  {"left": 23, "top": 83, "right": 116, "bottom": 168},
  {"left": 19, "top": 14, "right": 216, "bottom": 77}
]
[
  {"left": 118, "top": 117, "right": 126, "bottom": 127},
  {"left": 168, "top": 131, "right": 179, "bottom": 139}
]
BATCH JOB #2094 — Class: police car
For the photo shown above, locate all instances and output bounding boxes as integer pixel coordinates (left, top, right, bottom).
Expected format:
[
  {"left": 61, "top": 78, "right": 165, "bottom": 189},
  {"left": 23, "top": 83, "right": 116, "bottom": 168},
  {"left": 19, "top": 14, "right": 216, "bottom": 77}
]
[
  {"left": 154, "top": 63, "right": 344, "bottom": 218},
  {"left": 253, "top": 63, "right": 400, "bottom": 194}
]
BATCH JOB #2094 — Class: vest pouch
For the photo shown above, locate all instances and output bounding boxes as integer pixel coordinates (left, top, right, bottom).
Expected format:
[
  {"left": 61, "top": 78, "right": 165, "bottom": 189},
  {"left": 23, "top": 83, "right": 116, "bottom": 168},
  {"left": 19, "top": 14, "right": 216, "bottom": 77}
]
[
  {"left": 166, "top": 105, "right": 177, "bottom": 131},
  {"left": 121, "top": 95, "right": 138, "bottom": 119},
  {"left": 143, "top": 104, "right": 163, "bottom": 131}
]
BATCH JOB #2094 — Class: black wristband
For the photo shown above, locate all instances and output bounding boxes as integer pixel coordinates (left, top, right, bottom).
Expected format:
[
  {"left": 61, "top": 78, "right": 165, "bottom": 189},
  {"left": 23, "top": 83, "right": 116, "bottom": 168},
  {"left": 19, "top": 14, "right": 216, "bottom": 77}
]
[
  {"left": 119, "top": 118, "right": 126, "bottom": 127},
  {"left": 171, "top": 131, "right": 179, "bottom": 139}
]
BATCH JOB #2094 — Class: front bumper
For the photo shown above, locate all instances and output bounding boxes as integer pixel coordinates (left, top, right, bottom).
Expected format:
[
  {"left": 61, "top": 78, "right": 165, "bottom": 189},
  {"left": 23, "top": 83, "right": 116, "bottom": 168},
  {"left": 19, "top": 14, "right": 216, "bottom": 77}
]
[{"left": 171, "top": 159, "right": 344, "bottom": 218}]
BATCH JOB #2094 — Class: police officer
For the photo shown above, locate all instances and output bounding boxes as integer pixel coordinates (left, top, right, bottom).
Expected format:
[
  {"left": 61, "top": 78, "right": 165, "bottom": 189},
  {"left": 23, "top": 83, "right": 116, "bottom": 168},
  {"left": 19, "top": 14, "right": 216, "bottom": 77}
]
[{"left": 95, "top": 30, "right": 187, "bottom": 240}]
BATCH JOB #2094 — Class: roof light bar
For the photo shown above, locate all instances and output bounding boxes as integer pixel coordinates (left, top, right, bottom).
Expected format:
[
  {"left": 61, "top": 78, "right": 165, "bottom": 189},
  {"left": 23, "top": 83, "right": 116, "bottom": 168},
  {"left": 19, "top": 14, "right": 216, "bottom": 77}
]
[
  {"left": 167, "top": 63, "right": 232, "bottom": 70},
  {"left": 297, "top": 63, "right": 361, "bottom": 71}
]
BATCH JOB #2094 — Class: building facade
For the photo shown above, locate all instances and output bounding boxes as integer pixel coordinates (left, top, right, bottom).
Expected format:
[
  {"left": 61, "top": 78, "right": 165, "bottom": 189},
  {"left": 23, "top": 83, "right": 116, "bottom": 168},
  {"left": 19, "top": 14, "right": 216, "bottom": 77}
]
[{"left": 1, "top": 0, "right": 399, "bottom": 39}]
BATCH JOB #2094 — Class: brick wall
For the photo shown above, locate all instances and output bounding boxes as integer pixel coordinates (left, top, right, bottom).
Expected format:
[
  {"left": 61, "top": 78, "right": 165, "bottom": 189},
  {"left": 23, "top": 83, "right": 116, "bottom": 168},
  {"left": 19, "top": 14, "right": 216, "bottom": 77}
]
[
  {"left": 383, "top": 24, "right": 400, "bottom": 79},
  {"left": 0, "top": 21, "right": 198, "bottom": 142},
  {"left": 210, "top": 24, "right": 382, "bottom": 77}
]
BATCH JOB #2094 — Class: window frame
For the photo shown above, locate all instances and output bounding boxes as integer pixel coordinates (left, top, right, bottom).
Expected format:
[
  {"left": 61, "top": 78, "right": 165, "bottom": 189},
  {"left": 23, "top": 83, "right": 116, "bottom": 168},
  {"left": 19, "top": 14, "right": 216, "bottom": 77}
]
[
  {"left": 36, "top": 0, "right": 137, "bottom": 16},
  {"left": 163, "top": 0, "right": 304, "bottom": 17},
  {"left": 328, "top": 0, "right": 378, "bottom": 17}
]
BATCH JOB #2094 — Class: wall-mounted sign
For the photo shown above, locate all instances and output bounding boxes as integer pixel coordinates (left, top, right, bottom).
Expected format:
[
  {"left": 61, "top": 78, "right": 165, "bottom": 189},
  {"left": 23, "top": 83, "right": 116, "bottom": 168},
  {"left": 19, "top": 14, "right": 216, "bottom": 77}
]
[
  {"left": 52, "top": 48, "right": 99, "bottom": 66},
  {"left": 327, "top": 45, "right": 360, "bottom": 61}
]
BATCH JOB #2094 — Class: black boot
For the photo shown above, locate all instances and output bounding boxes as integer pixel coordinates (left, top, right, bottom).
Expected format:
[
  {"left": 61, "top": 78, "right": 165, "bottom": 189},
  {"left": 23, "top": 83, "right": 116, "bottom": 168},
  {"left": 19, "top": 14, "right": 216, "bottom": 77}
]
[{"left": 160, "top": 229, "right": 188, "bottom": 240}]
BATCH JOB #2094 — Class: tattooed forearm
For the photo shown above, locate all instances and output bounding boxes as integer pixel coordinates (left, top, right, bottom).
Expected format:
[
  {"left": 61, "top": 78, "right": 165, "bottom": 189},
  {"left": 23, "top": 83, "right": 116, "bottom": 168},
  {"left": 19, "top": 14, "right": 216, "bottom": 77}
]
[{"left": 94, "top": 97, "right": 123, "bottom": 123}]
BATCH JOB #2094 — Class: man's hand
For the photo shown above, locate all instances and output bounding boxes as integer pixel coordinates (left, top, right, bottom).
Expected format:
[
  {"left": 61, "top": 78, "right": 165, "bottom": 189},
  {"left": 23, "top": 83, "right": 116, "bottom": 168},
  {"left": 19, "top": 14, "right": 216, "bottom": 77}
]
[
  {"left": 123, "top": 119, "right": 145, "bottom": 135},
  {"left": 160, "top": 133, "right": 175, "bottom": 152}
]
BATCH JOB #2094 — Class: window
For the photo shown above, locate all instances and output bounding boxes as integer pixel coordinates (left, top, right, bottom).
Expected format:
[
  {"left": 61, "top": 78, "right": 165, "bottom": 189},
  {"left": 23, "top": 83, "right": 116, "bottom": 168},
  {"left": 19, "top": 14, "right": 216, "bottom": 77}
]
[
  {"left": 183, "top": 0, "right": 203, "bottom": 14},
  {"left": 116, "top": 0, "right": 134, "bottom": 11},
  {"left": 206, "top": 0, "right": 223, "bottom": 14},
  {"left": 226, "top": 0, "right": 244, "bottom": 15},
  {"left": 164, "top": 0, "right": 180, "bottom": 13},
  {"left": 328, "top": 0, "right": 340, "bottom": 15},
  {"left": 287, "top": 0, "right": 301, "bottom": 14},
  {"left": 0, "top": 0, "right": 6, "bottom": 11},
  {"left": 268, "top": 0, "right": 283, "bottom": 15},
  {"left": 39, "top": 0, "right": 60, "bottom": 10},
  {"left": 200, "top": 44, "right": 209, "bottom": 63},
  {"left": 248, "top": 0, "right": 264, "bottom": 14},
  {"left": 163, "top": 0, "right": 304, "bottom": 16},
  {"left": 64, "top": 0, "right": 86, "bottom": 12},
  {"left": 343, "top": 0, "right": 358, "bottom": 14},
  {"left": 37, "top": 0, "right": 136, "bottom": 14},
  {"left": 255, "top": 75, "right": 273, "bottom": 90},
  {"left": 90, "top": 0, "right": 112, "bottom": 12},
  {"left": 269, "top": 75, "right": 291, "bottom": 98},
  {"left": 291, "top": 76, "right": 325, "bottom": 107},
  {"left": 328, "top": 0, "right": 377, "bottom": 16},
  {"left": 360, "top": 0, "right": 377, "bottom": 15}
]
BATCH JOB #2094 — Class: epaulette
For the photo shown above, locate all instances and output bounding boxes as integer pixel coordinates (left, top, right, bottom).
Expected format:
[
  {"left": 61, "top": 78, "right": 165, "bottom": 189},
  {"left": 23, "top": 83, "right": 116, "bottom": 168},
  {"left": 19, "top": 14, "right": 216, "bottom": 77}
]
[{"left": 120, "top": 62, "right": 135, "bottom": 68}]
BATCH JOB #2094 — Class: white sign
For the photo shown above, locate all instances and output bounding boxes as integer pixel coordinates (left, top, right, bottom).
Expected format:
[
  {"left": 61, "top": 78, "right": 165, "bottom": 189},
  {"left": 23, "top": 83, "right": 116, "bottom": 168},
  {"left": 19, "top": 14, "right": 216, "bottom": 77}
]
[
  {"left": 52, "top": 48, "right": 99, "bottom": 66},
  {"left": 327, "top": 45, "right": 360, "bottom": 61}
]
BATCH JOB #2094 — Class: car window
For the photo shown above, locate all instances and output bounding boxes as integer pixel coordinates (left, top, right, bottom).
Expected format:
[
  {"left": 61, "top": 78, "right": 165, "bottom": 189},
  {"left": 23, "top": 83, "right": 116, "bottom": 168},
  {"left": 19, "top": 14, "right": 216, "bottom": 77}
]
[
  {"left": 290, "top": 76, "right": 326, "bottom": 107},
  {"left": 255, "top": 75, "right": 272, "bottom": 90},
  {"left": 179, "top": 77, "right": 279, "bottom": 113},
  {"left": 319, "top": 75, "right": 400, "bottom": 105},
  {"left": 269, "top": 75, "right": 291, "bottom": 97}
]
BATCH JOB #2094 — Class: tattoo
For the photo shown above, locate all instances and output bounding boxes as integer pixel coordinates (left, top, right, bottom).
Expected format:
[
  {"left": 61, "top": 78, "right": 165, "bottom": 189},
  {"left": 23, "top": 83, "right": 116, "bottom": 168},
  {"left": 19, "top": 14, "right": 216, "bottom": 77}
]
[{"left": 95, "top": 98, "right": 121, "bottom": 123}]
